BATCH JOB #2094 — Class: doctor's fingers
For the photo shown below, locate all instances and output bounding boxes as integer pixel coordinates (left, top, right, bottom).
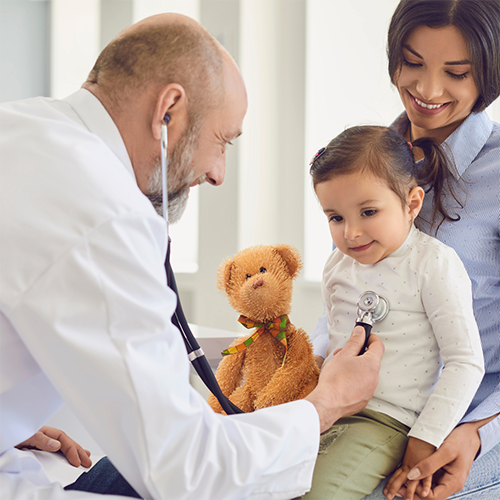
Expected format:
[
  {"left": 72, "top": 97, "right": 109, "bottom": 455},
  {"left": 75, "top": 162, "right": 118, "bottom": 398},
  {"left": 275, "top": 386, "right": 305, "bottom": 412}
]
[
  {"left": 17, "top": 426, "right": 92, "bottom": 468},
  {"left": 339, "top": 327, "right": 385, "bottom": 363}
]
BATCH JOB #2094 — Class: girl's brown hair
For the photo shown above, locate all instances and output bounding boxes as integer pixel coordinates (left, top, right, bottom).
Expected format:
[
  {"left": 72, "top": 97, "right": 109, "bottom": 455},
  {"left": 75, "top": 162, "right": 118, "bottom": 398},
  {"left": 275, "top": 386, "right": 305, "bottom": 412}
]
[{"left": 310, "top": 126, "right": 462, "bottom": 233}]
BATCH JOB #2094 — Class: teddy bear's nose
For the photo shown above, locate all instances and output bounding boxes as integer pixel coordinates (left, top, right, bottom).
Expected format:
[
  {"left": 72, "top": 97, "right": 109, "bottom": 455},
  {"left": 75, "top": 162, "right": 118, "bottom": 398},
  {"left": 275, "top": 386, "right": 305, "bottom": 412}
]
[{"left": 252, "top": 278, "right": 264, "bottom": 289}]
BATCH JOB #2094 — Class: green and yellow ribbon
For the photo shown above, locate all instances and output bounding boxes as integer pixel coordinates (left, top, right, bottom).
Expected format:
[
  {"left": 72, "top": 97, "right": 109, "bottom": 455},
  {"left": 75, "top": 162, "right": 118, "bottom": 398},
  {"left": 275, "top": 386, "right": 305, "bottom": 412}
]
[{"left": 222, "top": 315, "right": 289, "bottom": 365}]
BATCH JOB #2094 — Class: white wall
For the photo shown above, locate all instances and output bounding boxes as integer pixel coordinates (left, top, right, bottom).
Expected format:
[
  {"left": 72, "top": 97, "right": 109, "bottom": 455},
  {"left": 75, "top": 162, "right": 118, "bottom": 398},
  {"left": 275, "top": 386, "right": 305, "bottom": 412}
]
[
  {"left": 0, "top": 0, "right": 51, "bottom": 102},
  {"left": 1, "top": 0, "right": 499, "bottom": 337}
]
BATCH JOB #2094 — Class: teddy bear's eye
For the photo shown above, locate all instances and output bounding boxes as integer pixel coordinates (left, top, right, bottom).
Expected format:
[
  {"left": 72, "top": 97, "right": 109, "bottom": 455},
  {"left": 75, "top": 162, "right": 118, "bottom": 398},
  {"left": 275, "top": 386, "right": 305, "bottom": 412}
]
[
  {"left": 245, "top": 274, "right": 252, "bottom": 279},
  {"left": 260, "top": 267, "right": 267, "bottom": 273}
]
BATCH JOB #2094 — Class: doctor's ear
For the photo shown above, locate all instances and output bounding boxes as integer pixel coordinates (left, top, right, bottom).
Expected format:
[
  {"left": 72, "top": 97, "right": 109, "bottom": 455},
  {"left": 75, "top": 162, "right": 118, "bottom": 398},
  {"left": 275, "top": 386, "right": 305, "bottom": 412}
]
[
  {"left": 152, "top": 84, "right": 188, "bottom": 141},
  {"left": 407, "top": 186, "right": 425, "bottom": 220}
]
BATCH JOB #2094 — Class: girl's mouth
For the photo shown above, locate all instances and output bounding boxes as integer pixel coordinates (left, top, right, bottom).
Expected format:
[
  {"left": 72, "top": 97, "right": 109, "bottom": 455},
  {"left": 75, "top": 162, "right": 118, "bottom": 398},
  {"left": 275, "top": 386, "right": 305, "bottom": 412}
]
[
  {"left": 350, "top": 241, "right": 374, "bottom": 252},
  {"left": 408, "top": 91, "right": 450, "bottom": 115}
]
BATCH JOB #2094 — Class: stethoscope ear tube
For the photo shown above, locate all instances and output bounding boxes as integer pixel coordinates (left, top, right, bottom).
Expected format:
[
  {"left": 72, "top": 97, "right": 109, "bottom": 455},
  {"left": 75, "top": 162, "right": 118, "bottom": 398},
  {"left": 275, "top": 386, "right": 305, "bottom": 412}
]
[
  {"left": 161, "top": 124, "right": 242, "bottom": 414},
  {"left": 165, "top": 240, "right": 244, "bottom": 415}
]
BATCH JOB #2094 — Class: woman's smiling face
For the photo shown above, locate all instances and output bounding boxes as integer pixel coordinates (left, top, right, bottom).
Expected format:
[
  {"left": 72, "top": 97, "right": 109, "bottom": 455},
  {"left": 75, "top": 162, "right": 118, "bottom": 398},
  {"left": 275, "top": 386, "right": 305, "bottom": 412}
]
[{"left": 395, "top": 25, "right": 479, "bottom": 143}]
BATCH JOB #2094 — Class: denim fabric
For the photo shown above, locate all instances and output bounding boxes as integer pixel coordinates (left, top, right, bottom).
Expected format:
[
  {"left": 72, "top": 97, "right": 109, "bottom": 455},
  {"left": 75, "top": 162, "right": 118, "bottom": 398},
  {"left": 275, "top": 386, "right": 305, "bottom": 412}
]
[
  {"left": 64, "top": 457, "right": 141, "bottom": 498},
  {"left": 362, "top": 443, "right": 500, "bottom": 500}
]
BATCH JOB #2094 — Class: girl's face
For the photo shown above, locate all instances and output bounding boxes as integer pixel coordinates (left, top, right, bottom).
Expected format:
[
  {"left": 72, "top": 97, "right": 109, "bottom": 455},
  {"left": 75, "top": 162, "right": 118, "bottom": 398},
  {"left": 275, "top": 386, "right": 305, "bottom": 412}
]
[
  {"left": 395, "top": 25, "right": 479, "bottom": 143},
  {"left": 315, "top": 172, "right": 423, "bottom": 265}
]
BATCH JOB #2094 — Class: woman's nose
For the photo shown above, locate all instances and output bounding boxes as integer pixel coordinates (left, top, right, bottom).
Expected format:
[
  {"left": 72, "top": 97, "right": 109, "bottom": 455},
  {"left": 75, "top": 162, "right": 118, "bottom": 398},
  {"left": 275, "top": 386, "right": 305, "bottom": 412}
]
[{"left": 415, "top": 72, "right": 443, "bottom": 102}]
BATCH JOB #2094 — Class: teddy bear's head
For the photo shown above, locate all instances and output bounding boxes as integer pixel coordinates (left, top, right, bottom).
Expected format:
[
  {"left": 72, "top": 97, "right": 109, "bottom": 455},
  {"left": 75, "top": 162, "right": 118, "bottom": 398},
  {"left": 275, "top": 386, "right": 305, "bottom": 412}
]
[{"left": 217, "top": 245, "right": 302, "bottom": 322}]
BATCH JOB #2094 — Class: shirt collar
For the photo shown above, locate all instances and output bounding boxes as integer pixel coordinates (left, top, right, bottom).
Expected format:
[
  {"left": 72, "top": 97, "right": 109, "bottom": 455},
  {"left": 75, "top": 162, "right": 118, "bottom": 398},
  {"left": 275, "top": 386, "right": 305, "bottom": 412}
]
[
  {"left": 388, "top": 223, "right": 420, "bottom": 259},
  {"left": 63, "top": 89, "right": 135, "bottom": 179},
  {"left": 391, "top": 111, "right": 493, "bottom": 180}
]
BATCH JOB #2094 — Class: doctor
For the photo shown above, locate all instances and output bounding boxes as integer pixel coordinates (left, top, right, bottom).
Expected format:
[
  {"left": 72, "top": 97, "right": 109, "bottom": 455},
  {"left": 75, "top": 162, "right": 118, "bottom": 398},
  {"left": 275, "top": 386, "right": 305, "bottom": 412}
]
[{"left": 0, "top": 13, "right": 383, "bottom": 500}]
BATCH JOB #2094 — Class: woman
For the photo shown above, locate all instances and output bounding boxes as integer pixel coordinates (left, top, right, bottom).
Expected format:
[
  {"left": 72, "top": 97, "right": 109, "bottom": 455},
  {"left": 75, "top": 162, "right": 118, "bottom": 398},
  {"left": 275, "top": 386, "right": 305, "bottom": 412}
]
[{"left": 312, "top": 1, "right": 500, "bottom": 499}]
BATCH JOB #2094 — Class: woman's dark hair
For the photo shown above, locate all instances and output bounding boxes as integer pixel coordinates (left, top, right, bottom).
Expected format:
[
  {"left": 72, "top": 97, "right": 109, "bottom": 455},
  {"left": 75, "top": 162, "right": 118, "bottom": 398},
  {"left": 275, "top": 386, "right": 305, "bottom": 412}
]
[
  {"left": 388, "top": 0, "right": 500, "bottom": 112},
  {"left": 310, "top": 126, "right": 461, "bottom": 233}
]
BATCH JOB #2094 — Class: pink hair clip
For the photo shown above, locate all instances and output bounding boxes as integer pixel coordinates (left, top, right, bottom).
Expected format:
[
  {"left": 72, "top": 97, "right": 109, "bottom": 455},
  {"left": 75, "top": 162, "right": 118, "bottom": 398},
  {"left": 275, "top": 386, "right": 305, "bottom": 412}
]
[{"left": 309, "top": 146, "right": 327, "bottom": 166}]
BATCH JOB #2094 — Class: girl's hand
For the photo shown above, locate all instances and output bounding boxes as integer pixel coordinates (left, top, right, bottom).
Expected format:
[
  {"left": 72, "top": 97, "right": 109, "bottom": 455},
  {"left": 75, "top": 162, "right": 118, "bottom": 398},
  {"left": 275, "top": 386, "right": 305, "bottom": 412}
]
[
  {"left": 314, "top": 355, "right": 324, "bottom": 369},
  {"left": 15, "top": 426, "right": 92, "bottom": 468},
  {"left": 384, "top": 437, "right": 436, "bottom": 500}
]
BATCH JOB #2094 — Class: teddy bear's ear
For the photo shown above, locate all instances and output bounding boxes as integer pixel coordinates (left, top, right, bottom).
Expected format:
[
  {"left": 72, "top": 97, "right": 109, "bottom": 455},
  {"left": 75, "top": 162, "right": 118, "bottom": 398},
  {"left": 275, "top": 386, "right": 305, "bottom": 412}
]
[
  {"left": 217, "top": 257, "right": 236, "bottom": 296},
  {"left": 273, "top": 244, "right": 303, "bottom": 279}
]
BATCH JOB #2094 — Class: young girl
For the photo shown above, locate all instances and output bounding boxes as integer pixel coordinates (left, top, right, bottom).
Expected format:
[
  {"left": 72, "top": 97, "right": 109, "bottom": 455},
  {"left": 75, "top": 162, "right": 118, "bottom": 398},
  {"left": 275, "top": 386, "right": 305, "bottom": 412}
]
[{"left": 302, "top": 125, "right": 485, "bottom": 500}]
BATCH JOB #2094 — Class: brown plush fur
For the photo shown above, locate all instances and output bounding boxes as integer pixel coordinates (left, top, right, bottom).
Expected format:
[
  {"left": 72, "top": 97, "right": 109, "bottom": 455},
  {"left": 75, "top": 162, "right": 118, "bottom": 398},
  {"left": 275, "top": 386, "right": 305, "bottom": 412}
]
[{"left": 208, "top": 244, "right": 320, "bottom": 414}]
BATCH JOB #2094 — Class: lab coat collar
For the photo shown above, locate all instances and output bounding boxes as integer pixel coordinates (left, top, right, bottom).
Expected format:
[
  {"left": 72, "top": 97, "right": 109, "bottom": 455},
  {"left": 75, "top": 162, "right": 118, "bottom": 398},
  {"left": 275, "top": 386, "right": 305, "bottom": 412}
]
[{"left": 63, "top": 89, "right": 135, "bottom": 179}]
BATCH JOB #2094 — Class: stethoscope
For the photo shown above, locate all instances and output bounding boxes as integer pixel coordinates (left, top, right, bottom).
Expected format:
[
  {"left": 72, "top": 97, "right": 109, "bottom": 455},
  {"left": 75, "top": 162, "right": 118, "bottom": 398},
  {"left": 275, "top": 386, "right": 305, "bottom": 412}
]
[
  {"left": 161, "top": 116, "right": 243, "bottom": 415},
  {"left": 355, "top": 291, "right": 390, "bottom": 355}
]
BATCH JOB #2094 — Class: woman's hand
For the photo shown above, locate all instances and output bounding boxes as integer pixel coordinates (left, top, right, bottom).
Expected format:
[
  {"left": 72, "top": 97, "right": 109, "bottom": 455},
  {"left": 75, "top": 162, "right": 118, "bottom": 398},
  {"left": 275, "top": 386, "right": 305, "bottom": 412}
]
[
  {"left": 15, "top": 426, "right": 92, "bottom": 468},
  {"left": 384, "top": 437, "right": 436, "bottom": 500},
  {"left": 384, "top": 414, "right": 497, "bottom": 500}
]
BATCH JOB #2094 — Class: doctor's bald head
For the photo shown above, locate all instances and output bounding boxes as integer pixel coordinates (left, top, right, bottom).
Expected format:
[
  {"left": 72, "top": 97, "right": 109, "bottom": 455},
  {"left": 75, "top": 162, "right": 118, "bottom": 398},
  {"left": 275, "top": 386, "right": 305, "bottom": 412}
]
[
  {"left": 86, "top": 13, "right": 225, "bottom": 119},
  {"left": 82, "top": 13, "right": 247, "bottom": 224}
]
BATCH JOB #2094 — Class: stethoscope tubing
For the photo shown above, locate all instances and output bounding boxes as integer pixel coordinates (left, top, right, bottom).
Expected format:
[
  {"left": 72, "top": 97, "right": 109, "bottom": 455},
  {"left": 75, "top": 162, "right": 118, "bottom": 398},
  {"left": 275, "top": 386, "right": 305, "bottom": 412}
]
[
  {"left": 164, "top": 246, "right": 243, "bottom": 415},
  {"left": 161, "top": 120, "right": 243, "bottom": 415}
]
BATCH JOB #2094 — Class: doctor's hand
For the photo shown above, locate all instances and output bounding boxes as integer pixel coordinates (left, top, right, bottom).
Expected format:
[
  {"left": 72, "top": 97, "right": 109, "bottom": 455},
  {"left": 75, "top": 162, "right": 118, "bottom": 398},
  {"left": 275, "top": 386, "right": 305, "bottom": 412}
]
[
  {"left": 15, "top": 426, "right": 92, "bottom": 468},
  {"left": 305, "top": 326, "right": 383, "bottom": 433}
]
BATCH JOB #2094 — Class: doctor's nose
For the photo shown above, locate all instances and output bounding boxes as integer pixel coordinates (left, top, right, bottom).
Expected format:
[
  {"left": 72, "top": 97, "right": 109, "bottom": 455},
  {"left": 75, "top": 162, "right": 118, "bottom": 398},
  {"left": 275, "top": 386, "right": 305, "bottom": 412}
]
[{"left": 206, "top": 157, "right": 226, "bottom": 186}]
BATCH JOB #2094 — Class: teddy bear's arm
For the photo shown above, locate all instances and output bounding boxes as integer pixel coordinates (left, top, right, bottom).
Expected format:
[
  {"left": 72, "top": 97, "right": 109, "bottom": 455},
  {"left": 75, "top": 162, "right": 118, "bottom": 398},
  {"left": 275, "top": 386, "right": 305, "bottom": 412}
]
[{"left": 254, "top": 327, "right": 319, "bottom": 410}]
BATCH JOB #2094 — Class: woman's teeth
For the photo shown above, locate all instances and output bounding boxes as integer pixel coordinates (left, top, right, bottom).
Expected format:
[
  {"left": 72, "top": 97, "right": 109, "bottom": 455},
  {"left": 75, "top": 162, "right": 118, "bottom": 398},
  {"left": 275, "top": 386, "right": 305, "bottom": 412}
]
[{"left": 414, "top": 97, "right": 444, "bottom": 109}]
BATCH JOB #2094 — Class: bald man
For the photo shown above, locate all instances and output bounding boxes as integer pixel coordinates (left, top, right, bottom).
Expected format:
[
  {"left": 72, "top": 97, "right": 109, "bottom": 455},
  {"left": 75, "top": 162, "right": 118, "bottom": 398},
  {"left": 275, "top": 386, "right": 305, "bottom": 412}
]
[{"left": 0, "top": 14, "right": 383, "bottom": 500}]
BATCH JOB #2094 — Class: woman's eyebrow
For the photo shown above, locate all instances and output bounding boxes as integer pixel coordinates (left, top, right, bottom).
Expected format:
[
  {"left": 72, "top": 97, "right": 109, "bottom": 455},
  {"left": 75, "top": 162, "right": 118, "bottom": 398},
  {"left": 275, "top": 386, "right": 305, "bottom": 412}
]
[
  {"left": 403, "top": 44, "right": 422, "bottom": 59},
  {"left": 403, "top": 44, "right": 470, "bottom": 65},
  {"left": 444, "top": 59, "right": 471, "bottom": 66}
]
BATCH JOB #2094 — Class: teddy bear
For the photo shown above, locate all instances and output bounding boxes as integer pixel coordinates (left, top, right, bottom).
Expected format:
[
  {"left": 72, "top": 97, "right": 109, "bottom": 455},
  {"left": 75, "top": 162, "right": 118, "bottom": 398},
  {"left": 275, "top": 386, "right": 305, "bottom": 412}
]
[{"left": 208, "top": 244, "right": 320, "bottom": 414}]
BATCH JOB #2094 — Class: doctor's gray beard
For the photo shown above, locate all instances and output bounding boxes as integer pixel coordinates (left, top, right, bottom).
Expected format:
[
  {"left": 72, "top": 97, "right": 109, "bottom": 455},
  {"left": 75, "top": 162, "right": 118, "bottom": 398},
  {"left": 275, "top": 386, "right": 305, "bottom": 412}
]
[{"left": 146, "top": 120, "right": 204, "bottom": 224}]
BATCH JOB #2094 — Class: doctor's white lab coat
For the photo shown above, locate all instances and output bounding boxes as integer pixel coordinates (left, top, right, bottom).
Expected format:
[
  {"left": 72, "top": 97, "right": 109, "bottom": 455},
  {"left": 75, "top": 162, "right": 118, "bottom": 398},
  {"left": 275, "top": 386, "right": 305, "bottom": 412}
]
[{"left": 0, "top": 89, "right": 320, "bottom": 499}]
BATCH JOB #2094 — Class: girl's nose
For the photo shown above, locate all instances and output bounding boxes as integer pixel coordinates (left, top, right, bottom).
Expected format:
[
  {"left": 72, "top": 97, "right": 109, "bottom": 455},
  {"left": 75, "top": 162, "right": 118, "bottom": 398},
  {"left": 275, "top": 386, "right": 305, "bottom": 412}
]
[{"left": 344, "top": 221, "right": 362, "bottom": 241}]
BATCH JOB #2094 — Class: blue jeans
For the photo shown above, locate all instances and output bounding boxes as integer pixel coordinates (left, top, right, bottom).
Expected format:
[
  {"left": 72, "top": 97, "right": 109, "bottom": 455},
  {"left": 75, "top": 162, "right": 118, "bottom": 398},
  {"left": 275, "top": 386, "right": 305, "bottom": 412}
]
[
  {"left": 362, "top": 443, "right": 500, "bottom": 500},
  {"left": 64, "top": 457, "right": 141, "bottom": 498},
  {"left": 65, "top": 445, "right": 500, "bottom": 499}
]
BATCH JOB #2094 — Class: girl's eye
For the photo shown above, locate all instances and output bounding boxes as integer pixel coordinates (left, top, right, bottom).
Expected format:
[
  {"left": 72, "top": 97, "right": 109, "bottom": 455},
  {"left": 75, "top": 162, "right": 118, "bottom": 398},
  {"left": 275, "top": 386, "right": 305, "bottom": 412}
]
[
  {"left": 329, "top": 215, "right": 343, "bottom": 223},
  {"left": 402, "top": 59, "right": 421, "bottom": 69},
  {"left": 260, "top": 267, "right": 267, "bottom": 273},
  {"left": 447, "top": 71, "right": 469, "bottom": 80},
  {"left": 245, "top": 274, "right": 252, "bottom": 279},
  {"left": 362, "top": 209, "right": 377, "bottom": 217}
]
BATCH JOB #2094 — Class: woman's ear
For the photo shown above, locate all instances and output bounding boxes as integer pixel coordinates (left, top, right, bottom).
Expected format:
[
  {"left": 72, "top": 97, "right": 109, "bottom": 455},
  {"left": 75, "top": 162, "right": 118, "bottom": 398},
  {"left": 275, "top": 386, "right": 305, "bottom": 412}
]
[
  {"left": 408, "top": 186, "right": 425, "bottom": 220},
  {"left": 151, "top": 83, "right": 189, "bottom": 141}
]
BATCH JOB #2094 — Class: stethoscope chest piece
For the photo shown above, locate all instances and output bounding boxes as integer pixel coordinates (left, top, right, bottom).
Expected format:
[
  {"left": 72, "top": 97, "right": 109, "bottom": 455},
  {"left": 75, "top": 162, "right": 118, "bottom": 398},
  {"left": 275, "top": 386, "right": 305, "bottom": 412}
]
[
  {"left": 356, "top": 291, "right": 390, "bottom": 355},
  {"left": 356, "top": 291, "right": 390, "bottom": 324}
]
